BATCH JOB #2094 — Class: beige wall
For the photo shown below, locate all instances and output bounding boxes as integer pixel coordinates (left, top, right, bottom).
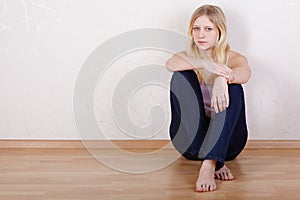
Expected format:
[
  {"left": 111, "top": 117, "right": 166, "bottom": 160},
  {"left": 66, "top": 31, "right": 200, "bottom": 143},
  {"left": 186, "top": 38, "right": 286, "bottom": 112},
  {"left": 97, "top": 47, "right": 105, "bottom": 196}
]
[{"left": 0, "top": 0, "right": 299, "bottom": 139}]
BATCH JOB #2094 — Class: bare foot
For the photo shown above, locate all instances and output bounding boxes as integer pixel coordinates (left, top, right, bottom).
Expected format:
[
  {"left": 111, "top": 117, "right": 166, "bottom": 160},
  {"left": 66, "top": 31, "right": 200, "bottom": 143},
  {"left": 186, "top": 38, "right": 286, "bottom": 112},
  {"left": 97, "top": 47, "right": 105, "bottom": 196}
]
[
  {"left": 195, "top": 160, "right": 217, "bottom": 192},
  {"left": 214, "top": 165, "right": 234, "bottom": 181}
]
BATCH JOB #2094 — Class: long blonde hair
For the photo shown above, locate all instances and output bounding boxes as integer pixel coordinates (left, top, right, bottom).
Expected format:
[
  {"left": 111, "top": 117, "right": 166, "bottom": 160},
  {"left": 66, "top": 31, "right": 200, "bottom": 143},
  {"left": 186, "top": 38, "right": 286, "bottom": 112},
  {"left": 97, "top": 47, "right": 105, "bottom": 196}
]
[{"left": 187, "top": 4, "right": 230, "bottom": 64}]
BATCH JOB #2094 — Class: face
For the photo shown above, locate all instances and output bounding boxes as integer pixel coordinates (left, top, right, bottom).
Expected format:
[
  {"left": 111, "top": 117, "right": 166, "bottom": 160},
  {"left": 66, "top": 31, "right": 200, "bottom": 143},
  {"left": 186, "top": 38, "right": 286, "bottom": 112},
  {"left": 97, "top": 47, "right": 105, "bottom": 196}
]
[{"left": 192, "top": 15, "right": 219, "bottom": 54}]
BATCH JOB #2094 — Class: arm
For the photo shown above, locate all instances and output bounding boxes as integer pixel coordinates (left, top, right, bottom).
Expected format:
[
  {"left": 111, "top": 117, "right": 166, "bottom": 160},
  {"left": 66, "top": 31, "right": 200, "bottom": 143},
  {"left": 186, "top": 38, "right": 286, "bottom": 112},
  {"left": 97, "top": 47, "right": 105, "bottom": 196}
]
[
  {"left": 211, "top": 52, "right": 251, "bottom": 112},
  {"left": 228, "top": 51, "right": 252, "bottom": 84},
  {"left": 211, "top": 76, "right": 229, "bottom": 113},
  {"left": 165, "top": 51, "right": 197, "bottom": 72},
  {"left": 165, "top": 51, "right": 233, "bottom": 79}
]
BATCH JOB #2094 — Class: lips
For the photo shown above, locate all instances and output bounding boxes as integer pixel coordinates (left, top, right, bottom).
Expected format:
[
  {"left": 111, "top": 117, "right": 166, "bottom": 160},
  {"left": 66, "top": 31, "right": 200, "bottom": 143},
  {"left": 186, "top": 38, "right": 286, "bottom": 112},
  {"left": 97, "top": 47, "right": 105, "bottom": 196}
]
[{"left": 198, "top": 41, "right": 207, "bottom": 44}]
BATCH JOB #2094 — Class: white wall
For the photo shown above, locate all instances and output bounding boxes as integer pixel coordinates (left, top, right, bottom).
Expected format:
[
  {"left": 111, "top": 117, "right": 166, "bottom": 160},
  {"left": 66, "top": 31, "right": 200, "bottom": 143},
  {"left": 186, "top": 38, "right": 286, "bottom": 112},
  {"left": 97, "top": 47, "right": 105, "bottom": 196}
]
[{"left": 1, "top": 0, "right": 299, "bottom": 140}]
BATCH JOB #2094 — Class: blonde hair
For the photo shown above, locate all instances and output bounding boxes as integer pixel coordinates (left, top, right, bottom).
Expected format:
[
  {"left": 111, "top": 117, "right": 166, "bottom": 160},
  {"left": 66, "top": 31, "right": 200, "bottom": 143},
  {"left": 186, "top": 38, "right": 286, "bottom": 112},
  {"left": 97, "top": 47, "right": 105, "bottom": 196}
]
[{"left": 187, "top": 4, "right": 230, "bottom": 64}]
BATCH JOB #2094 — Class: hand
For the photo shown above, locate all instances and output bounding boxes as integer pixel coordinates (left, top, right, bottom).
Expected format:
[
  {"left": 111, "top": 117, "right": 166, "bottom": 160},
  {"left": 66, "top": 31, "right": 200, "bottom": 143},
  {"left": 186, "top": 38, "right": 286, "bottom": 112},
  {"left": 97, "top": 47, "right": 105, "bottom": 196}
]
[
  {"left": 225, "top": 70, "right": 235, "bottom": 84},
  {"left": 197, "top": 59, "right": 234, "bottom": 81},
  {"left": 211, "top": 76, "right": 229, "bottom": 113},
  {"left": 205, "top": 63, "right": 235, "bottom": 84},
  {"left": 210, "top": 63, "right": 233, "bottom": 81}
]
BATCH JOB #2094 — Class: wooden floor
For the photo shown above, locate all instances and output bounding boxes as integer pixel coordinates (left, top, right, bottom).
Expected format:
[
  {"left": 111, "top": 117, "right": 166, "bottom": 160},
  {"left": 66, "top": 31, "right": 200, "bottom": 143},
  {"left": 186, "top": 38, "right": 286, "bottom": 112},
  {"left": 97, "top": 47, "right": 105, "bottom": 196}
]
[{"left": 0, "top": 147, "right": 299, "bottom": 200}]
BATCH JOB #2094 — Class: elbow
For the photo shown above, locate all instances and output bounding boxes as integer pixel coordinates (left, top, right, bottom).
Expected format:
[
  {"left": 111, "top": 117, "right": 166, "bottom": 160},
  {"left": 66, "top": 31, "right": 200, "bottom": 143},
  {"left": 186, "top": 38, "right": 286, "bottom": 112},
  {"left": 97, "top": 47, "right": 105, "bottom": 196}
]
[
  {"left": 241, "top": 65, "right": 252, "bottom": 83},
  {"left": 246, "top": 66, "right": 252, "bottom": 82},
  {"left": 241, "top": 69, "right": 251, "bottom": 84},
  {"left": 240, "top": 70, "right": 251, "bottom": 84},
  {"left": 165, "top": 59, "right": 175, "bottom": 72}
]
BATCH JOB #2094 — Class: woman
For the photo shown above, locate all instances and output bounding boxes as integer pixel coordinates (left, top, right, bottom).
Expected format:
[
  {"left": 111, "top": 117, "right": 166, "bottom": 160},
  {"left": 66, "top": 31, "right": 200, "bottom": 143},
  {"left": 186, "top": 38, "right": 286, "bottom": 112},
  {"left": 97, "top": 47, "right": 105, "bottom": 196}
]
[{"left": 166, "top": 4, "right": 251, "bottom": 192}]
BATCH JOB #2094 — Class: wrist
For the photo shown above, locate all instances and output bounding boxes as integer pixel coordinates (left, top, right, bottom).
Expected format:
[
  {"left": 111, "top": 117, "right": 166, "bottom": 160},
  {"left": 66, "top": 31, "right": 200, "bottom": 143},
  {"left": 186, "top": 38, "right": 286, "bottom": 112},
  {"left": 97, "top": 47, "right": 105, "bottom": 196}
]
[
  {"left": 215, "top": 75, "right": 227, "bottom": 81},
  {"left": 213, "top": 76, "right": 227, "bottom": 85}
]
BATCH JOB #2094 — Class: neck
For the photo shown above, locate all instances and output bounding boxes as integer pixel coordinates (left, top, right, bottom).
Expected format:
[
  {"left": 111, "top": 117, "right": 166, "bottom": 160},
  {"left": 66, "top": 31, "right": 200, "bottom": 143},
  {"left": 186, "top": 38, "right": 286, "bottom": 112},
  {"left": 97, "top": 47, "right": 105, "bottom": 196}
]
[{"left": 205, "top": 48, "right": 213, "bottom": 57}]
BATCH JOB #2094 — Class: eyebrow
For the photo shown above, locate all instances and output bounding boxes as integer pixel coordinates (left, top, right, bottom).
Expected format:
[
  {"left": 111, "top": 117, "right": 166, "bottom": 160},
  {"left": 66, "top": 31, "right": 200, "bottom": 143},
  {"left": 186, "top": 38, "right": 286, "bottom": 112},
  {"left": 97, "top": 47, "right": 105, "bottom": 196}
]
[{"left": 192, "top": 25, "right": 214, "bottom": 28}]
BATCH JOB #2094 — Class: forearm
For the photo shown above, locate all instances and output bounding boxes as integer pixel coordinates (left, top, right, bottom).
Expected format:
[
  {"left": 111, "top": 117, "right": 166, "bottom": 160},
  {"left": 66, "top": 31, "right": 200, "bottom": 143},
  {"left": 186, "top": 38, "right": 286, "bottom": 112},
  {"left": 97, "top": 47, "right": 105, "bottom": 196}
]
[
  {"left": 165, "top": 52, "right": 213, "bottom": 72},
  {"left": 165, "top": 54, "right": 197, "bottom": 72}
]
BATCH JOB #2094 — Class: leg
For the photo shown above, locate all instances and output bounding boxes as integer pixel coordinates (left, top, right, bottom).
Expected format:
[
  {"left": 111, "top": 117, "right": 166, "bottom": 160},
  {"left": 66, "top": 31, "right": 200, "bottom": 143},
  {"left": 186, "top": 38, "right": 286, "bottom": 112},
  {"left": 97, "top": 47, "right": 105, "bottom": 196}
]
[
  {"left": 169, "top": 70, "right": 209, "bottom": 159},
  {"left": 198, "top": 84, "right": 248, "bottom": 170},
  {"left": 196, "top": 84, "right": 248, "bottom": 186},
  {"left": 196, "top": 160, "right": 217, "bottom": 192},
  {"left": 169, "top": 73, "right": 248, "bottom": 192},
  {"left": 168, "top": 71, "right": 217, "bottom": 192},
  {"left": 225, "top": 100, "right": 248, "bottom": 161},
  {"left": 214, "top": 91, "right": 248, "bottom": 181}
]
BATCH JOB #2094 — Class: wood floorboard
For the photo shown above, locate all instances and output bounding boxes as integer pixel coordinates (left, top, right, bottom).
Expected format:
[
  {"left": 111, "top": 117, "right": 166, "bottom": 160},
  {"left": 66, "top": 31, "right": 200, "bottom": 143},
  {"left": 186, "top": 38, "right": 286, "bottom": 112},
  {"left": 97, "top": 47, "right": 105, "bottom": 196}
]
[{"left": 0, "top": 148, "right": 299, "bottom": 200}]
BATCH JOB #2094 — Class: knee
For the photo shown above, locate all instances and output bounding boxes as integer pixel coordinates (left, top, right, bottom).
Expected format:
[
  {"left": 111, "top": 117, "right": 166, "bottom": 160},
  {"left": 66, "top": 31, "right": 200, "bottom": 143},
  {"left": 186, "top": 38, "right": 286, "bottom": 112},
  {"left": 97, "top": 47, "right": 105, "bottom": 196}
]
[
  {"left": 170, "top": 70, "right": 197, "bottom": 89},
  {"left": 171, "top": 70, "right": 196, "bottom": 83}
]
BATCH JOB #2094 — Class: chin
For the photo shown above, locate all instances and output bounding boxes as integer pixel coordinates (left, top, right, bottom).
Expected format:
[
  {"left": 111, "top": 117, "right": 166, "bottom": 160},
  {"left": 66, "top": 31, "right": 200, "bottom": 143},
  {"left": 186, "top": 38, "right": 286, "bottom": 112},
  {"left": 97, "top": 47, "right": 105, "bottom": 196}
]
[{"left": 197, "top": 46, "right": 207, "bottom": 51}]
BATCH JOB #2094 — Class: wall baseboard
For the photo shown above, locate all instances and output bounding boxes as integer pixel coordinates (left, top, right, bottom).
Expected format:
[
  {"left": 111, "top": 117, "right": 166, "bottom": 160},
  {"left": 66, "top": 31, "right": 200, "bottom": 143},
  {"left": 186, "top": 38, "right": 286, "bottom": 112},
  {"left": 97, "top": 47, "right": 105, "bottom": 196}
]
[{"left": 0, "top": 140, "right": 299, "bottom": 149}]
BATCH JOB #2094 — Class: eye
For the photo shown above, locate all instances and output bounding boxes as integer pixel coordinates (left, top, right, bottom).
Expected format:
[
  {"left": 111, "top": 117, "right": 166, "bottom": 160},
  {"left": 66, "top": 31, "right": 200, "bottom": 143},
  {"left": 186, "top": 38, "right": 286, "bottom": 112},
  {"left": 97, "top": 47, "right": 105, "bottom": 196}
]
[
  {"left": 206, "top": 27, "right": 214, "bottom": 31},
  {"left": 193, "top": 27, "right": 200, "bottom": 31}
]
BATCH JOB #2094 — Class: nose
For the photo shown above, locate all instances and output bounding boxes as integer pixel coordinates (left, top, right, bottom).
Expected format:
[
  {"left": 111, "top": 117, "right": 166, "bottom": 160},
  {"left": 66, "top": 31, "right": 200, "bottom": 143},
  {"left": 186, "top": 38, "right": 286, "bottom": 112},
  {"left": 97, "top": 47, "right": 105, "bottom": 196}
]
[{"left": 198, "top": 29, "right": 205, "bottom": 38}]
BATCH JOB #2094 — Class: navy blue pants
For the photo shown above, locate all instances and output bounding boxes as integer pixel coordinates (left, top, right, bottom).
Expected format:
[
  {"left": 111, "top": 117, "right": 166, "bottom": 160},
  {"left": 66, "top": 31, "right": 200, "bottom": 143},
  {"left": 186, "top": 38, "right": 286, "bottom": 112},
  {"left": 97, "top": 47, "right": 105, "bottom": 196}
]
[{"left": 169, "top": 70, "right": 248, "bottom": 170}]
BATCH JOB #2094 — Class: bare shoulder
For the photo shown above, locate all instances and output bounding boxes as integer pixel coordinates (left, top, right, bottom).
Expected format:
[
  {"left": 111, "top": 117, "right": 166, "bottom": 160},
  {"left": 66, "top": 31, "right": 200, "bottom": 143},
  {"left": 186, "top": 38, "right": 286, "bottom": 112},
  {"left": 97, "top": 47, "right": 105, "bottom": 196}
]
[
  {"left": 229, "top": 50, "right": 249, "bottom": 68},
  {"left": 168, "top": 51, "right": 187, "bottom": 60},
  {"left": 176, "top": 51, "right": 188, "bottom": 57}
]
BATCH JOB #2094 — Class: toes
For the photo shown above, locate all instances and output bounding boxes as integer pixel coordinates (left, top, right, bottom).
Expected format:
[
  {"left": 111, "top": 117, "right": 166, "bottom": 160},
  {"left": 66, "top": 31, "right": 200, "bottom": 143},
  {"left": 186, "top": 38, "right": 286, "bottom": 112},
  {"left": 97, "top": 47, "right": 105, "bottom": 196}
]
[
  {"left": 205, "top": 184, "right": 210, "bottom": 192},
  {"left": 195, "top": 185, "right": 204, "bottom": 192},
  {"left": 196, "top": 184, "right": 216, "bottom": 192},
  {"left": 214, "top": 173, "right": 218, "bottom": 179},
  {"left": 215, "top": 171, "right": 234, "bottom": 180},
  {"left": 215, "top": 172, "right": 221, "bottom": 180},
  {"left": 211, "top": 184, "right": 217, "bottom": 191},
  {"left": 228, "top": 173, "right": 234, "bottom": 180},
  {"left": 201, "top": 184, "right": 208, "bottom": 192},
  {"left": 224, "top": 170, "right": 234, "bottom": 180},
  {"left": 220, "top": 172, "right": 226, "bottom": 180},
  {"left": 220, "top": 172, "right": 225, "bottom": 180},
  {"left": 223, "top": 172, "right": 229, "bottom": 180},
  {"left": 196, "top": 184, "right": 205, "bottom": 192},
  {"left": 207, "top": 184, "right": 216, "bottom": 192}
]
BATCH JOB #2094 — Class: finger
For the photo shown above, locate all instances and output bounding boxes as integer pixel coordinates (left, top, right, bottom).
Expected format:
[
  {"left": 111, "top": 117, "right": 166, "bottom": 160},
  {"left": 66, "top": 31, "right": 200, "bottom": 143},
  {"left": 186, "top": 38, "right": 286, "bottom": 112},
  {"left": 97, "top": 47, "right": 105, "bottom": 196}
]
[
  {"left": 219, "top": 69, "right": 234, "bottom": 81},
  {"left": 211, "top": 97, "right": 215, "bottom": 108},
  {"left": 212, "top": 64, "right": 229, "bottom": 76},
  {"left": 221, "top": 95, "right": 227, "bottom": 111},
  {"left": 219, "top": 72, "right": 229, "bottom": 79},
  {"left": 218, "top": 95, "right": 226, "bottom": 112},
  {"left": 213, "top": 99, "right": 219, "bottom": 113},
  {"left": 225, "top": 92, "right": 229, "bottom": 107},
  {"left": 227, "top": 72, "right": 234, "bottom": 84},
  {"left": 224, "top": 65, "right": 233, "bottom": 73},
  {"left": 217, "top": 96, "right": 223, "bottom": 112}
]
